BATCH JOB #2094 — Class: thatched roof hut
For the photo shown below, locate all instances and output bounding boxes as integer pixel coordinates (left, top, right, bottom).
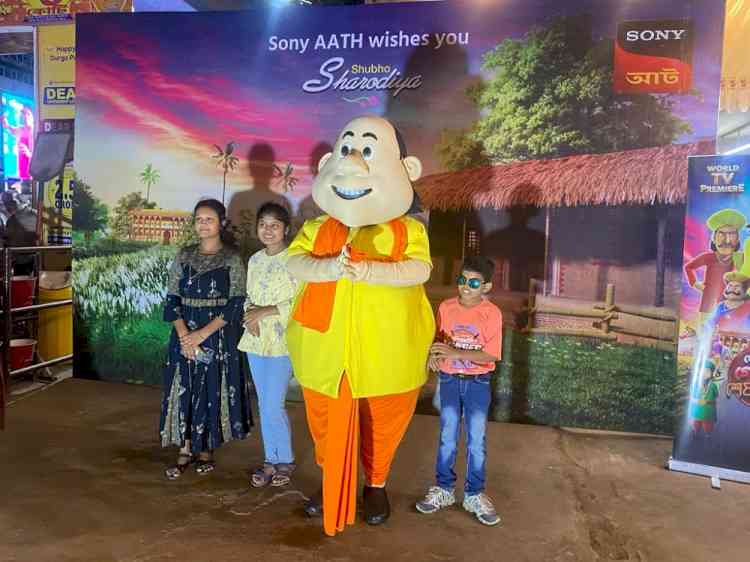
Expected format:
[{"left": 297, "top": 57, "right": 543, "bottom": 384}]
[
  {"left": 415, "top": 141, "right": 715, "bottom": 210},
  {"left": 417, "top": 141, "right": 715, "bottom": 307}
]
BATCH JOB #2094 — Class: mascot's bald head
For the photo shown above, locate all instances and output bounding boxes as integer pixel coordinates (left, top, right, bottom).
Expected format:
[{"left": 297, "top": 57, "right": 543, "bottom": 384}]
[{"left": 312, "top": 116, "right": 422, "bottom": 227}]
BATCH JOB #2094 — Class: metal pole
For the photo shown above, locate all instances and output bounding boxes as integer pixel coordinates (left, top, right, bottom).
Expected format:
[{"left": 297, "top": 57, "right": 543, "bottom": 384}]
[
  {"left": 10, "top": 354, "right": 73, "bottom": 377},
  {"left": 3, "top": 248, "right": 12, "bottom": 382}
]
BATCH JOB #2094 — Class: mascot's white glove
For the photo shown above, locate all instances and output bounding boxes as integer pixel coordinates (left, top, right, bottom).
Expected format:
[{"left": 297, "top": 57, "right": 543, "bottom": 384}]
[
  {"left": 342, "top": 258, "right": 431, "bottom": 286},
  {"left": 287, "top": 255, "right": 343, "bottom": 282}
]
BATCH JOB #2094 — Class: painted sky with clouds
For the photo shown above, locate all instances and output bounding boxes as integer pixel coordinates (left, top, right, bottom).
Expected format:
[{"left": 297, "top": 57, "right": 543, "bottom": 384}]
[{"left": 75, "top": 0, "right": 724, "bottom": 216}]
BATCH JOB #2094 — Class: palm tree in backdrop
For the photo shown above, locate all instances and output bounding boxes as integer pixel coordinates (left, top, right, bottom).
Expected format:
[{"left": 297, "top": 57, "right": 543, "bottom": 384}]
[
  {"left": 139, "top": 164, "right": 160, "bottom": 205},
  {"left": 212, "top": 142, "right": 239, "bottom": 205},
  {"left": 273, "top": 161, "right": 298, "bottom": 192}
]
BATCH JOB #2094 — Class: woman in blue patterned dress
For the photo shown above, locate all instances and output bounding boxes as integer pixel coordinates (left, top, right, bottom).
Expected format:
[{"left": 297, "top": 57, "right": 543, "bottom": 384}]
[{"left": 160, "top": 199, "right": 252, "bottom": 479}]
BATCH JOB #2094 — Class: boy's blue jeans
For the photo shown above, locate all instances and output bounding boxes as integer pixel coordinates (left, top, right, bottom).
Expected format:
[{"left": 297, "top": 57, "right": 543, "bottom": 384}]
[
  {"left": 246, "top": 353, "right": 294, "bottom": 465},
  {"left": 435, "top": 371, "right": 492, "bottom": 496}
]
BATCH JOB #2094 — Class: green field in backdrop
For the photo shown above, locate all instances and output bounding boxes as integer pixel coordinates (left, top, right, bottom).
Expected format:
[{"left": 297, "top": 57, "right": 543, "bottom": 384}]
[{"left": 73, "top": 240, "right": 678, "bottom": 434}]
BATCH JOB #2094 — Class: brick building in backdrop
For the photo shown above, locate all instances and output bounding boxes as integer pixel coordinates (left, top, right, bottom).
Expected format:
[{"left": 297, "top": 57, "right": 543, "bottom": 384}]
[{"left": 129, "top": 209, "right": 191, "bottom": 244}]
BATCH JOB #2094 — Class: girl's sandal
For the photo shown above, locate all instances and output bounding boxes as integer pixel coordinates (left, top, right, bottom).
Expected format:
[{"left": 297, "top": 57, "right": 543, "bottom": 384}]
[
  {"left": 165, "top": 453, "right": 193, "bottom": 480},
  {"left": 250, "top": 463, "right": 276, "bottom": 488},
  {"left": 195, "top": 454, "right": 215, "bottom": 476},
  {"left": 270, "top": 463, "right": 295, "bottom": 487}
]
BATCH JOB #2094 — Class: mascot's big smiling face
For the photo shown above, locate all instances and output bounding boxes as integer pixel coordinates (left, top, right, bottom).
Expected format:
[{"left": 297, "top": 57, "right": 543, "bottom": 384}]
[{"left": 312, "top": 116, "right": 422, "bottom": 227}]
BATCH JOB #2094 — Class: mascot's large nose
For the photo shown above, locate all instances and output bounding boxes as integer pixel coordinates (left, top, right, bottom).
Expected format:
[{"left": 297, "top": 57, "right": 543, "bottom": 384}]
[{"left": 339, "top": 149, "right": 370, "bottom": 175}]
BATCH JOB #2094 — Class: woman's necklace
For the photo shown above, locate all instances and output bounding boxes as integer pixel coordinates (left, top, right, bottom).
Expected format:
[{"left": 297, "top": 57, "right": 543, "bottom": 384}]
[
  {"left": 186, "top": 246, "right": 222, "bottom": 287},
  {"left": 185, "top": 265, "right": 203, "bottom": 287}
]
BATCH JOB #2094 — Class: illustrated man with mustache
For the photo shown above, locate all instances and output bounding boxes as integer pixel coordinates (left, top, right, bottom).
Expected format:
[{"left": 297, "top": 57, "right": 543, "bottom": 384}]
[
  {"left": 285, "top": 116, "right": 435, "bottom": 536},
  {"left": 706, "top": 271, "right": 750, "bottom": 335},
  {"left": 685, "top": 209, "right": 746, "bottom": 327}
]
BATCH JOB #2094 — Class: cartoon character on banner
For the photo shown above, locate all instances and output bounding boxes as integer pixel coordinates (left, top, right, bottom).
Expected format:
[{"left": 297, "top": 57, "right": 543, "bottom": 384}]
[
  {"left": 703, "top": 270, "right": 750, "bottom": 368},
  {"left": 684, "top": 209, "right": 746, "bottom": 329},
  {"left": 692, "top": 236, "right": 750, "bottom": 423},
  {"left": 726, "top": 344, "right": 750, "bottom": 407},
  {"left": 286, "top": 116, "right": 435, "bottom": 536},
  {"left": 689, "top": 359, "right": 722, "bottom": 437}
]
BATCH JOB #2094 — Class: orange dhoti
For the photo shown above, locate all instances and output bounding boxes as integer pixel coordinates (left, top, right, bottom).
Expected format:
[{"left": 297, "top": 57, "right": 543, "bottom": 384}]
[{"left": 302, "top": 375, "right": 420, "bottom": 536}]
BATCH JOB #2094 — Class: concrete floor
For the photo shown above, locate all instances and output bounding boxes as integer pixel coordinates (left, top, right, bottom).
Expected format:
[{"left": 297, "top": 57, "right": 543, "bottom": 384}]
[{"left": 1, "top": 379, "right": 749, "bottom": 562}]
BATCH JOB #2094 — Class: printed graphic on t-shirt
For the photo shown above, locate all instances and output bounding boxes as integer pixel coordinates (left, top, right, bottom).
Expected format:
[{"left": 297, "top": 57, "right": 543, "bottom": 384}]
[{"left": 448, "top": 323, "right": 483, "bottom": 370}]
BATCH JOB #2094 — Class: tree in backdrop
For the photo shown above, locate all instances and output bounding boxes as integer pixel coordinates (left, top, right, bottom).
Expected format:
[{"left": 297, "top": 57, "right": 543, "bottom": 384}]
[
  {"left": 139, "top": 164, "right": 160, "bottom": 204},
  {"left": 273, "top": 161, "right": 299, "bottom": 192},
  {"left": 212, "top": 142, "right": 239, "bottom": 205},
  {"left": 109, "top": 192, "right": 156, "bottom": 240},
  {"left": 436, "top": 128, "right": 490, "bottom": 172},
  {"left": 72, "top": 174, "right": 108, "bottom": 239},
  {"left": 439, "top": 15, "right": 693, "bottom": 168}
]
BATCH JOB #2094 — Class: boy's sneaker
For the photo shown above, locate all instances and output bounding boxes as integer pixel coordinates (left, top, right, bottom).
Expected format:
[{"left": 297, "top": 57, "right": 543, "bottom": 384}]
[
  {"left": 463, "top": 493, "right": 501, "bottom": 526},
  {"left": 415, "top": 486, "right": 456, "bottom": 514}
]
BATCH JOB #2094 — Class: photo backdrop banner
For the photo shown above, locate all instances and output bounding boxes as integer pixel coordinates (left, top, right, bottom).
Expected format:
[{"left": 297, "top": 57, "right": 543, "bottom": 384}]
[{"left": 73, "top": 0, "right": 723, "bottom": 434}]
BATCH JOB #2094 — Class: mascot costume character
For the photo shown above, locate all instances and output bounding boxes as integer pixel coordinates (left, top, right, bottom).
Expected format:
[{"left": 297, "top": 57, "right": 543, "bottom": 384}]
[{"left": 286, "top": 116, "right": 435, "bottom": 536}]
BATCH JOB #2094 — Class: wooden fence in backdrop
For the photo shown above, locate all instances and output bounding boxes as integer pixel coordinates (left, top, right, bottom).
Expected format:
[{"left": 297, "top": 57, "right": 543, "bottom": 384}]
[{"left": 525, "top": 280, "right": 678, "bottom": 350}]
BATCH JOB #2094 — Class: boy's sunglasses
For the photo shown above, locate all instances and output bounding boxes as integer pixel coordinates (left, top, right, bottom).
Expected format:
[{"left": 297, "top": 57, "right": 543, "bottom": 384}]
[{"left": 457, "top": 275, "right": 483, "bottom": 289}]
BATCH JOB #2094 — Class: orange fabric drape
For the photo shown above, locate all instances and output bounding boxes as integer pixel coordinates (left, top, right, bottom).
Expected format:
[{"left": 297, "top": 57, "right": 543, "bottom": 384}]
[
  {"left": 302, "top": 376, "right": 419, "bottom": 536},
  {"left": 359, "top": 386, "right": 420, "bottom": 486},
  {"left": 291, "top": 217, "right": 407, "bottom": 333},
  {"left": 303, "top": 377, "right": 360, "bottom": 536}
]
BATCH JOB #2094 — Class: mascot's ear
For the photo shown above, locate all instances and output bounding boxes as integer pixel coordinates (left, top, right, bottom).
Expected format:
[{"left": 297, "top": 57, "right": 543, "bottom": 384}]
[
  {"left": 318, "top": 152, "right": 334, "bottom": 173},
  {"left": 403, "top": 156, "right": 422, "bottom": 182}
]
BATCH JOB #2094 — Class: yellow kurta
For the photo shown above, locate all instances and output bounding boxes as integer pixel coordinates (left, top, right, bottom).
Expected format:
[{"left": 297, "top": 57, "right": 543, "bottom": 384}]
[{"left": 286, "top": 215, "right": 435, "bottom": 399}]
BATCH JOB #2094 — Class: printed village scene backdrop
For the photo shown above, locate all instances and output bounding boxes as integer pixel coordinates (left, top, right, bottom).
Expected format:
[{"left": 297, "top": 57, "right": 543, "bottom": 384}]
[{"left": 73, "top": 0, "right": 724, "bottom": 434}]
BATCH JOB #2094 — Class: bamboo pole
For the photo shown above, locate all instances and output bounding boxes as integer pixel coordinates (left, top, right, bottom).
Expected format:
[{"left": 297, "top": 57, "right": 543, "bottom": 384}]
[
  {"left": 535, "top": 305, "right": 612, "bottom": 319},
  {"left": 609, "top": 326, "right": 676, "bottom": 343},
  {"left": 602, "top": 283, "right": 615, "bottom": 333},
  {"left": 530, "top": 327, "right": 618, "bottom": 340},
  {"left": 593, "top": 303, "right": 676, "bottom": 321},
  {"left": 655, "top": 212, "right": 667, "bottom": 307}
]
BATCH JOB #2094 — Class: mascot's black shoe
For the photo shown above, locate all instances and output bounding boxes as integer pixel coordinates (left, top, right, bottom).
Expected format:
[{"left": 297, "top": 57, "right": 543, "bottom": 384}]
[
  {"left": 304, "top": 488, "right": 323, "bottom": 517},
  {"left": 363, "top": 485, "right": 390, "bottom": 525}
]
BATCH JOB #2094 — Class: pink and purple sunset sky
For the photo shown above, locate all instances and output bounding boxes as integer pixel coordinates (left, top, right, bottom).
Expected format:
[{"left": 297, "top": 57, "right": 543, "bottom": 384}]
[{"left": 74, "top": 0, "right": 724, "bottom": 217}]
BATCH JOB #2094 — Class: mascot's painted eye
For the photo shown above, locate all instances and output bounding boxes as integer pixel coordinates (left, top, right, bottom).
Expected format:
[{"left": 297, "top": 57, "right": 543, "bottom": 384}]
[
  {"left": 362, "top": 146, "right": 374, "bottom": 160},
  {"left": 340, "top": 143, "right": 352, "bottom": 157}
]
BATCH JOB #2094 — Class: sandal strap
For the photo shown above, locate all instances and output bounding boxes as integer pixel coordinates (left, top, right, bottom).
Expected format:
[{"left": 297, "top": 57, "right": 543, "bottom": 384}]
[
  {"left": 195, "top": 460, "right": 215, "bottom": 474},
  {"left": 251, "top": 464, "right": 275, "bottom": 478},
  {"left": 270, "top": 472, "right": 291, "bottom": 486}
]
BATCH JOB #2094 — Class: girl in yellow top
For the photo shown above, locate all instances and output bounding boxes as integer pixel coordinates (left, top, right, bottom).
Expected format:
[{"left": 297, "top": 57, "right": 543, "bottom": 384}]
[{"left": 237, "top": 203, "right": 298, "bottom": 487}]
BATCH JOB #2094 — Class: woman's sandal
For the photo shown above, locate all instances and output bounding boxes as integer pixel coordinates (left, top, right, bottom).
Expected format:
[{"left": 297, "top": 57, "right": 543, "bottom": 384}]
[
  {"left": 195, "top": 453, "right": 215, "bottom": 476},
  {"left": 270, "top": 463, "right": 295, "bottom": 487},
  {"left": 250, "top": 463, "right": 276, "bottom": 488},
  {"left": 165, "top": 452, "right": 194, "bottom": 480}
]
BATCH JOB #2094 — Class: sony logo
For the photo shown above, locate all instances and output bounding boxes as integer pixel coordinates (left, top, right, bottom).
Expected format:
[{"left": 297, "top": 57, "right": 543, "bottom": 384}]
[{"left": 625, "top": 29, "right": 687, "bottom": 41}]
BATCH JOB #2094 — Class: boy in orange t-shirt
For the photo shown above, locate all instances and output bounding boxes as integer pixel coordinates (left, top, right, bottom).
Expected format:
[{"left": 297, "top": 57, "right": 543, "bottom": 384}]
[{"left": 416, "top": 256, "right": 502, "bottom": 526}]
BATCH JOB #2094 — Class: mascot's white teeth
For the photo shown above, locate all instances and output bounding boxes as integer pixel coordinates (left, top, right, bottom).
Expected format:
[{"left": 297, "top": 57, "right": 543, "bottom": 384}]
[{"left": 332, "top": 186, "right": 372, "bottom": 200}]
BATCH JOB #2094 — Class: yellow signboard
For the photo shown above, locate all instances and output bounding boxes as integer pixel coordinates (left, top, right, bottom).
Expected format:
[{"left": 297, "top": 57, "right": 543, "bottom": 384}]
[
  {"left": 37, "top": 24, "right": 76, "bottom": 122},
  {"left": 721, "top": 0, "right": 750, "bottom": 112},
  {"left": 42, "top": 164, "right": 74, "bottom": 245}
]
